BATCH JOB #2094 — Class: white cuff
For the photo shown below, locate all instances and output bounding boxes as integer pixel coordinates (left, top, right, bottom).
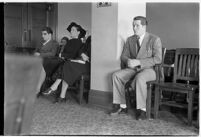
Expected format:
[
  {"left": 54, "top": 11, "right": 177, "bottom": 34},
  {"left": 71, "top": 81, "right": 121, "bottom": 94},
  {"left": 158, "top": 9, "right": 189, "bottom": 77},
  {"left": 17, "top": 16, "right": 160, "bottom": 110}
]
[{"left": 120, "top": 104, "right": 127, "bottom": 108}]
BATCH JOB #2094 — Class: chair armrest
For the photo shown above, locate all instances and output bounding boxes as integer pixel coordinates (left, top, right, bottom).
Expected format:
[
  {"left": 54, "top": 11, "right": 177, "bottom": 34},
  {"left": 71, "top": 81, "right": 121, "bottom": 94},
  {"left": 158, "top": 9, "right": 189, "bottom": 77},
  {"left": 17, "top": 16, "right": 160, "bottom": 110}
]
[
  {"left": 154, "top": 63, "right": 174, "bottom": 83},
  {"left": 147, "top": 64, "right": 164, "bottom": 88},
  {"left": 163, "top": 64, "right": 174, "bottom": 68},
  {"left": 154, "top": 64, "right": 164, "bottom": 82}
]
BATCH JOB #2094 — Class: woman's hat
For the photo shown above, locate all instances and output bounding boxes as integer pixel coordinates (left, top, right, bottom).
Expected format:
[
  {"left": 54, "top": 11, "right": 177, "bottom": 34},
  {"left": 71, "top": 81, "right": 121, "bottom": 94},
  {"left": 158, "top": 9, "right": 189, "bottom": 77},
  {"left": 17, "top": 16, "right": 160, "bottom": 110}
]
[{"left": 67, "top": 22, "right": 86, "bottom": 38}]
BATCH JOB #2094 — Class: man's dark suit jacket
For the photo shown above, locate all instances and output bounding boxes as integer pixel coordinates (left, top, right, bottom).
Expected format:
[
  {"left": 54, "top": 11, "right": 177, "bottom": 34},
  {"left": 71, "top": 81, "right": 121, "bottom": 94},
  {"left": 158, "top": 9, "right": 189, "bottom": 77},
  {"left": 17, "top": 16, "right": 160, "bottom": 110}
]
[
  {"left": 35, "top": 40, "right": 59, "bottom": 58},
  {"left": 35, "top": 39, "right": 60, "bottom": 76}
]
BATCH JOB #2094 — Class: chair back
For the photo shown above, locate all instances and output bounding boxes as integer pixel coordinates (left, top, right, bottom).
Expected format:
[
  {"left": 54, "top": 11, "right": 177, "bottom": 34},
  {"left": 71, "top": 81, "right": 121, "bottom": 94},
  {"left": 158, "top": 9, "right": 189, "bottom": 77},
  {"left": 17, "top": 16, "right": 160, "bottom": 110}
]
[
  {"left": 155, "top": 47, "right": 166, "bottom": 82},
  {"left": 162, "top": 47, "right": 167, "bottom": 64},
  {"left": 173, "top": 48, "right": 199, "bottom": 83}
]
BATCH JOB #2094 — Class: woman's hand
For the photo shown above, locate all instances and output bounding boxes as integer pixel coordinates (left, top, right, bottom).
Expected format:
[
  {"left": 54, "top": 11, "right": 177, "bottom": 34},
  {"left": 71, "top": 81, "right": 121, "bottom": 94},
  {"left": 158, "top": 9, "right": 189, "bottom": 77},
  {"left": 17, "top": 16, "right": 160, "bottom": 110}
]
[
  {"left": 59, "top": 53, "right": 62, "bottom": 58},
  {"left": 81, "top": 53, "right": 89, "bottom": 62},
  {"left": 59, "top": 53, "right": 65, "bottom": 60}
]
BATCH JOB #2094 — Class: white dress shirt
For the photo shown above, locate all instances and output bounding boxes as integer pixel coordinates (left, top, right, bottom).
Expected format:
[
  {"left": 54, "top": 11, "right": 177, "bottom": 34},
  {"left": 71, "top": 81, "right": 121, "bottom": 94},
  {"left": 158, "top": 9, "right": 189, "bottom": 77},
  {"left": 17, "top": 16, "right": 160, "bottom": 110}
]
[
  {"left": 139, "top": 33, "right": 145, "bottom": 46},
  {"left": 43, "top": 39, "right": 51, "bottom": 46}
]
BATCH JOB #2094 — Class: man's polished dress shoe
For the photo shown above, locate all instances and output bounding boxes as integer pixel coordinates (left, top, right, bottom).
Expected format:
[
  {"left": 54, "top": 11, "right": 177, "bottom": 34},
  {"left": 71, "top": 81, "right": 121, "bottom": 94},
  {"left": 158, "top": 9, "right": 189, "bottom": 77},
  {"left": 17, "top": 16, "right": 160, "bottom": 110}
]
[
  {"left": 136, "top": 109, "right": 147, "bottom": 120},
  {"left": 110, "top": 107, "right": 128, "bottom": 116},
  {"left": 42, "top": 88, "right": 55, "bottom": 95}
]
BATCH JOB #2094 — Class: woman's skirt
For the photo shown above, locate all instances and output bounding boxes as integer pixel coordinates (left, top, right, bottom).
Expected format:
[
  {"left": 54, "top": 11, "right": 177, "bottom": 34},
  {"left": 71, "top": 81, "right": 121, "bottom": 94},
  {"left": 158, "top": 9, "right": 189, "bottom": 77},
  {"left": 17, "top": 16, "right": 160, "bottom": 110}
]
[
  {"left": 43, "top": 57, "right": 64, "bottom": 76},
  {"left": 52, "top": 60, "right": 90, "bottom": 85},
  {"left": 63, "top": 61, "right": 90, "bottom": 85}
]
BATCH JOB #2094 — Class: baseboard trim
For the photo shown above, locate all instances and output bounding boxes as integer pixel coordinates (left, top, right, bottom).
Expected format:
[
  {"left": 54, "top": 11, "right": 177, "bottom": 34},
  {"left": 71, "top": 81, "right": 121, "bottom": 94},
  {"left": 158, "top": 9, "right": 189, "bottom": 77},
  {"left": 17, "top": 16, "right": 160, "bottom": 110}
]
[{"left": 88, "top": 89, "right": 113, "bottom": 110}]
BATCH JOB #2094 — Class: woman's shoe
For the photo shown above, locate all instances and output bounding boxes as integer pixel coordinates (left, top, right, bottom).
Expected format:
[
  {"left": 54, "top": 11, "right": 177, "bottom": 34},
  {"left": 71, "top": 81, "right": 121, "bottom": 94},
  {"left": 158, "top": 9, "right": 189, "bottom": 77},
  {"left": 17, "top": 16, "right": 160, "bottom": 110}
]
[
  {"left": 36, "top": 92, "right": 42, "bottom": 98},
  {"left": 42, "top": 88, "right": 55, "bottom": 95}
]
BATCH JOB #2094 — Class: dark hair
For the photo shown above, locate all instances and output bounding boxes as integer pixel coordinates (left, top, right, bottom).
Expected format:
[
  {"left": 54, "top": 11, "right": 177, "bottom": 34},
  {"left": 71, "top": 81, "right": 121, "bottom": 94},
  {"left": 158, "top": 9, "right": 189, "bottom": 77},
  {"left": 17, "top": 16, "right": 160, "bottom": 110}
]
[
  {"left": 42, "top": 27, "right": 53, "bottom": 34},
  {"left": 86, "top": 36, "right": 91, "bottom": 45},
  {"left": 133, "top": 16, "right": 148, "bottom": 26},
  {"left": 61, "top": 37, "right": 69, "bottom": 42},
  {"left": 67, "top": 22, "right": 86, "bottom": 39}
]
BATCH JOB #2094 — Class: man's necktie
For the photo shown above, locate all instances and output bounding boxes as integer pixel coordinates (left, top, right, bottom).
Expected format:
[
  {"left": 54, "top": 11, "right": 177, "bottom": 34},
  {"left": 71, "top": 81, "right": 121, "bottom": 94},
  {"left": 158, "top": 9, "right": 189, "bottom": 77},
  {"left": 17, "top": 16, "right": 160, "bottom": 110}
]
[{"left": 136, "top": 35, "right": 140, "bottom": 53}]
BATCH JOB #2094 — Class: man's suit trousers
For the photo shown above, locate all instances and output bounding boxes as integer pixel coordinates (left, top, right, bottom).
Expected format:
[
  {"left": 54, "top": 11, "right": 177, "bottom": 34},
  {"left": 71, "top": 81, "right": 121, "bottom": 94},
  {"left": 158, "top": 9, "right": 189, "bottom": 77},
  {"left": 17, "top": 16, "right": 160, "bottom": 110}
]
[{"left": 112, "top": 68, "right": 156, "bottom": 109}]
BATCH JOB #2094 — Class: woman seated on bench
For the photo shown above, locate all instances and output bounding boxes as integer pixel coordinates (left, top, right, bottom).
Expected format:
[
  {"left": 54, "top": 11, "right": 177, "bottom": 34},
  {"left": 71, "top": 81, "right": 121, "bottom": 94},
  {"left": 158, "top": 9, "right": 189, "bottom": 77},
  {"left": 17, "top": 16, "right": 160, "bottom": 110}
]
[{"left": 42, "top": 25, "right": 91, "bottom": 103}]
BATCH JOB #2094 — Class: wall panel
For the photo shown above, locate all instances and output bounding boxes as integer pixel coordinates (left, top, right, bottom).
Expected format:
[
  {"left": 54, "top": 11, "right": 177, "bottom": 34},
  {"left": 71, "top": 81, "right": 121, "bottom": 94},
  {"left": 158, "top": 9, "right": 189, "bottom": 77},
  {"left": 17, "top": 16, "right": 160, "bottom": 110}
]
[{"left": 146, "top": 3, "right": 199, "bottom": 49}]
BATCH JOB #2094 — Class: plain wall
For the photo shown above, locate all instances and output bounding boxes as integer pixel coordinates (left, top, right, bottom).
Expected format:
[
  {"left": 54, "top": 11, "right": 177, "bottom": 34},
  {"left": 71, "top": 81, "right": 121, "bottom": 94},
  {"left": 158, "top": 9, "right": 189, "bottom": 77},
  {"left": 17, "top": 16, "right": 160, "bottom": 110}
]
[
  {"left": 91, "top": 3, "right": 118, "bottom": 92},
  {"left": 57, "top": 3, "right": 91, "bottom": 42},
  {"left": 117, "top": 2, "right": 146, "bottom": 64},
  {"left": 146, "top": 3, "right": 199, "bottom": 49},
  {"left": 91, "top": 2, "right": 146, "bottom": 92}
]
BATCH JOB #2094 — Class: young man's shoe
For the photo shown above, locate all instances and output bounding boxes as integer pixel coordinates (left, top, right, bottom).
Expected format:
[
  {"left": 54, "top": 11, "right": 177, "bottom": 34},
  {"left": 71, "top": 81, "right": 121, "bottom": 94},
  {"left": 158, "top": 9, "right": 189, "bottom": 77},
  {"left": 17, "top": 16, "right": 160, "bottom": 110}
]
[
  {"left": 110, "top": 107, "right": 128, "bottom": 116},
  {"left": 36, "top": 92, "right": 43, "bottom": 98},
  {"left": 42, "top": 88, "right": 56, "bottom": 95}
]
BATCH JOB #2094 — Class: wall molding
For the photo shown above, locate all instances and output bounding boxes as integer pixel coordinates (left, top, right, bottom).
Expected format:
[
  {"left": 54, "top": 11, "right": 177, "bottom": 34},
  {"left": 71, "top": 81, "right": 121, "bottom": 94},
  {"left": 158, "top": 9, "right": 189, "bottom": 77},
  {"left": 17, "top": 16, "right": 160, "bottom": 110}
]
[{"left": 88, "top": 89, "right": 113, "bottom": 110}]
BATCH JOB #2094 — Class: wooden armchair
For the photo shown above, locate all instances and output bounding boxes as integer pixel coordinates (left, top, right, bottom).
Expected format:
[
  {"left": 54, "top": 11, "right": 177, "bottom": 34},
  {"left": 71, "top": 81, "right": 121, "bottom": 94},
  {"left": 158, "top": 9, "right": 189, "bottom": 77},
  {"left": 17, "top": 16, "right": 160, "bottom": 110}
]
[{"left": 147, "top": 48, "right": 199, "bottom": 125}]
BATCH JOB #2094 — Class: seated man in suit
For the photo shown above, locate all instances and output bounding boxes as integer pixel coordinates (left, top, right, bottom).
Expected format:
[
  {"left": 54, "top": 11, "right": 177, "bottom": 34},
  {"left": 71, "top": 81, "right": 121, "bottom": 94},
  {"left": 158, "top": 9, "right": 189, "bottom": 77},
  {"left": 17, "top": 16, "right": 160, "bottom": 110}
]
[
  {"left": 34, "top": 27, "right": 59, "bottom": 95},
  {"left": 110, "top": 16, "right": 162, "bottom": 120}
]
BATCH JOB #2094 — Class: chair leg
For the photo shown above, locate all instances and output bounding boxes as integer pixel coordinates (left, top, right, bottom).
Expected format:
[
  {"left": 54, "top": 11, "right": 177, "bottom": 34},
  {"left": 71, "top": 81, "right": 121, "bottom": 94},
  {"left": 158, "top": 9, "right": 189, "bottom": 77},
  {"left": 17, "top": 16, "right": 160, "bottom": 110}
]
[
  {"left": 154, "top": 86, "right": 160, "bottom": 119},
  {"left": 196, "top": 109, "right": 199, "bottom": 128},
  {"left": 158, "top": 89, "right": 162, "bottom": 111},
  {"left": 188, "top": 91, "right": 194, "bottom": 126},
  {"left": 125, "top": 89, "right": 131, "bottom": 109},
  {"left": 146, "top": 84, "right": 152, "bottom": 119},
  {"left": 79, "top": 77, "right": 84, "bottom": 104}
]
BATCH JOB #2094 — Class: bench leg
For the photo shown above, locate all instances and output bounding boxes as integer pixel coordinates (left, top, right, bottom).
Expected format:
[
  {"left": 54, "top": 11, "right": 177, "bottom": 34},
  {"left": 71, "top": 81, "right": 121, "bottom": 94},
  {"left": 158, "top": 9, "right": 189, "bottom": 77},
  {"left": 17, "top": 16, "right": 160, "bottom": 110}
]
[{"left": 79, "top": 78, "right": 84, "bottom": 104}]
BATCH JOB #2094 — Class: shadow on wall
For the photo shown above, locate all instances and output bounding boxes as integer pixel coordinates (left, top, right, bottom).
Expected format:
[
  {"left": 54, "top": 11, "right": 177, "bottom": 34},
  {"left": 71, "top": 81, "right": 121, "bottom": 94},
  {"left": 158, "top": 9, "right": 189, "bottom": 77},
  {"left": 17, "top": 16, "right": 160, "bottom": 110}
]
[
  {"left": 117, "top": 33, "right": 126, "bottom": 59},
  {"left": 118, "top": 35, "right": 127, "bottom": 69},
  {"left": 106, "top": 35, "right": 126, "bottom": 91},
  {"left": 107, "top": 72, "right": 114, "bottom": 93}
]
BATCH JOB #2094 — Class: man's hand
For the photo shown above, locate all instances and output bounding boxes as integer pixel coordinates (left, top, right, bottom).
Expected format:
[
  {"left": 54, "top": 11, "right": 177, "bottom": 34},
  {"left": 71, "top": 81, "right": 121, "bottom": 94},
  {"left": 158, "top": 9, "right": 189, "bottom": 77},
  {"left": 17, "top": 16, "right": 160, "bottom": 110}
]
[
  {"left": 127, "top": 59, "right": 140, "bottom": 69},
  {"left": 61, "top": 57, "right": 65, "bottom": 60},
  {"left": 34, "top": 52, "right": 40, "bottom": 56}
]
